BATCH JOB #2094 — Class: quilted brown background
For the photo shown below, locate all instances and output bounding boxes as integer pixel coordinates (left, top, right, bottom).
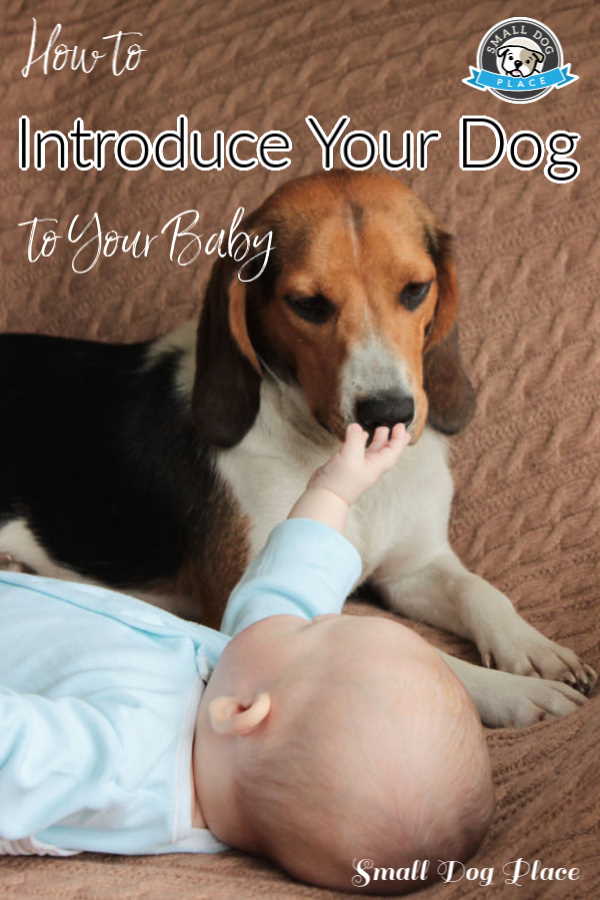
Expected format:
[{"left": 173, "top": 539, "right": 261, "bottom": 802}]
[{"left": 1, "top": 0, "right": 599, "bottom": 897}]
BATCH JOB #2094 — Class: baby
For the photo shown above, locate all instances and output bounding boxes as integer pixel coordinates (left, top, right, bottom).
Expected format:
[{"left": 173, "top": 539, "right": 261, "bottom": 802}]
[{"left": 0, "top": 424, "right": 494, "bottom": 894}]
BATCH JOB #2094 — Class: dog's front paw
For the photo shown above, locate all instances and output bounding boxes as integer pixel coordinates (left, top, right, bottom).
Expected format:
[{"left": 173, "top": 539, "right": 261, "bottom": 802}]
[
  {"left": 0, "top": 552, "right": 32, "bottom": 573},
  {"left": 474, "top": 669, "right": 588, "bottom": 728},
  {"left": 477, "top": 618, "right": 597, "bottom": 696}
]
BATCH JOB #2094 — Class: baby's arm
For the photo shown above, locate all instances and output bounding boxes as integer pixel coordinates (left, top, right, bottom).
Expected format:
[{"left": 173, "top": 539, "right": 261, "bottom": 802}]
[
  {"left": 288, "top": 423, "right": 409, "bottom": 532},
  {"left": 0, "top": 688, "right": 119, "bottom": 841},
  {"left": 221, "top": 424, "right": 409, "bottom": 636}
]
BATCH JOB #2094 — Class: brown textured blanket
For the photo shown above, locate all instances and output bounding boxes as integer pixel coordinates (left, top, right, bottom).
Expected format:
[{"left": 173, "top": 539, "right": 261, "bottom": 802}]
[{"left": 1, "top": 0, "right": 599, "bottom": 896}]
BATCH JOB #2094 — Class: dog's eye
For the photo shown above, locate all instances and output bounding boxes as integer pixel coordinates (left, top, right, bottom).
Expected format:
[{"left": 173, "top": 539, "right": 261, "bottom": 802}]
[
  {"left": 399, "top": 281, "right": 432, "bottom": 311},
  {"left": 284, "top": 293, "right": 336, "bottom": 324}
]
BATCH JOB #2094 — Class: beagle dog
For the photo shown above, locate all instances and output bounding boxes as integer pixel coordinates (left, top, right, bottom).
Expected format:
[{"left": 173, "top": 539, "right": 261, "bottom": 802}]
[{"left": 0, "top": 171, "right": 595, "bottom": 727}]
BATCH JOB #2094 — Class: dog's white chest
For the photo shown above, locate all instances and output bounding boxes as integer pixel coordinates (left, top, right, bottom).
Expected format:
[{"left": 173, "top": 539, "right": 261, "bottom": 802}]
[
  {"left": 346, "top": 427, "right": 454, "bottom": 576},
  {"left": 217, "top": 416, "right": 454, "bottom": 583}
]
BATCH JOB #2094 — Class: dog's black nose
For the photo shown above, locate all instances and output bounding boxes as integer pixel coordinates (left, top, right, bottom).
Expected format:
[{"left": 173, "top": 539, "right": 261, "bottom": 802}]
[
  {"left": 514, "top": 59, "right": 522, "bottom": 67},
  {"left": 354, "top": 391, "right": 415, "bottom": 434}
]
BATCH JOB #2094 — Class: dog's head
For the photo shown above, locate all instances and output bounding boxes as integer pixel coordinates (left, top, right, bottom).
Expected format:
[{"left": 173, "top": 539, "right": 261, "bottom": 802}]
[
  {"left": 193, "top": 171, "right": 475, "bottom": 447},
  {"left": 497, "top": 43, "right": 544, "bottom": 78}
]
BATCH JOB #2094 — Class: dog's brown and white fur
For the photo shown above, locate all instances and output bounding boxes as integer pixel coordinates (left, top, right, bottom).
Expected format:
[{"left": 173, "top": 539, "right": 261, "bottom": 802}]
[{"left": 0, "top": 171, "right": 595, "bottom": 727}]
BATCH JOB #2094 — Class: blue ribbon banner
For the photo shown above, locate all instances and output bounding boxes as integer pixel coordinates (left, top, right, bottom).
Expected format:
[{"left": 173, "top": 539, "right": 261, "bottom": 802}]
[{"left": 463, "top": 64, "right": 577, "bottom": 92}]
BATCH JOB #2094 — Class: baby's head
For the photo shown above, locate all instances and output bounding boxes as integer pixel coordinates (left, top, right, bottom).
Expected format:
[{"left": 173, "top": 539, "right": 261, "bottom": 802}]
[{"left": 194, "top": 613, "right": 494, "bottom": 893}]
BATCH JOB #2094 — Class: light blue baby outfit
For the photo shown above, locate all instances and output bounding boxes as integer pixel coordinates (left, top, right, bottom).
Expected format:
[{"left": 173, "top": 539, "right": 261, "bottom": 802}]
[{"left": 0, "top": 518, "right": 361, "bottom": 856}]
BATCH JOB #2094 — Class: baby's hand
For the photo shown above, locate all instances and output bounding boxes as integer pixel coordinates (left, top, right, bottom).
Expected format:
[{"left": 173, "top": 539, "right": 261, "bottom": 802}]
[{"left": 308, "top": 423, "right": 410, "bottom": 505}]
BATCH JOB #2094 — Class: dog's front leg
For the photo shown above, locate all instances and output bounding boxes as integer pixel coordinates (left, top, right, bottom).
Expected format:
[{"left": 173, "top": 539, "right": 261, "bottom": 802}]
[
  {"left": 439, "top": 651, "right": 588, "bottom": 727},
  {"left": 374, "top": 547, "right": 596, "bottom": 708}
]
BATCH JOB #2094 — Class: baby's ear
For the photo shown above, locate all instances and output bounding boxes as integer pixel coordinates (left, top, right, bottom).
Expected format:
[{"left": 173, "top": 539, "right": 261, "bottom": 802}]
[{"left": 209, "top": 692, "right": 271, "bottom": 736}]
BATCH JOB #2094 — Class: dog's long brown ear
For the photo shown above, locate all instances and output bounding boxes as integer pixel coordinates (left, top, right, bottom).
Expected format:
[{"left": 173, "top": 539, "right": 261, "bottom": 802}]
[
  {"left": 424, "top": 230, "right": 476, "bottom": 434},
  {"left": 192, "top": 259, "right": 261, "bottom": 448}
]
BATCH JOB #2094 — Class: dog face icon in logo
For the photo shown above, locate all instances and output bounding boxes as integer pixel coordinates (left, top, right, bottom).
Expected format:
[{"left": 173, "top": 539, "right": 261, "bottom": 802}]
[
  {"left": 496, "top": 36, "right": 544, "bottom": 78},
  {"left": 463, "top": 17, "right": 577, "bottom": 103}
]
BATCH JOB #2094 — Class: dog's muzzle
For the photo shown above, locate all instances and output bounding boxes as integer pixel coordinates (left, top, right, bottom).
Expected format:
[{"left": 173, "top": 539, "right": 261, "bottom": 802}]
[{"left": 354, "top": 390, "right": 415, "bottom": 435}]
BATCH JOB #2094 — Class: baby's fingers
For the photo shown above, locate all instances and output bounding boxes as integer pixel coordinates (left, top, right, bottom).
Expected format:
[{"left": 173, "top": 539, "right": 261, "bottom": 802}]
[
  {"left": 341, "top": 422, "right": 369, "bottom": 460},
  {"left": 367, "top": 423, "right": 409, "bottom": 470},
  {"left": 386, "top": 423, "right": 411, "bottom": 459},
  {"left": 368, "top": 425, "right": 391, "bottom": 453},
  {"left": 389, "top": 422, "right": 410, "bottom": 449}
]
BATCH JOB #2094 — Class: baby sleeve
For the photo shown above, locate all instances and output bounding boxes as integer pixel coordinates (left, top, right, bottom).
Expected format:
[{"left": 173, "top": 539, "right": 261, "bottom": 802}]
[
  {"left": 0, "top": 688, "right": 121, "bottom": 840},
  {"left": 221, "top": 518, "right": 362, "bottom": 636}
]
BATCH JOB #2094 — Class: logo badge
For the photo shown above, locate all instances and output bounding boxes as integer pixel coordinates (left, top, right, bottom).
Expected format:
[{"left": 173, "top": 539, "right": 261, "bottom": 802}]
[{"left": 463, "top": 17, "right": 577, "bottom": 103}]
